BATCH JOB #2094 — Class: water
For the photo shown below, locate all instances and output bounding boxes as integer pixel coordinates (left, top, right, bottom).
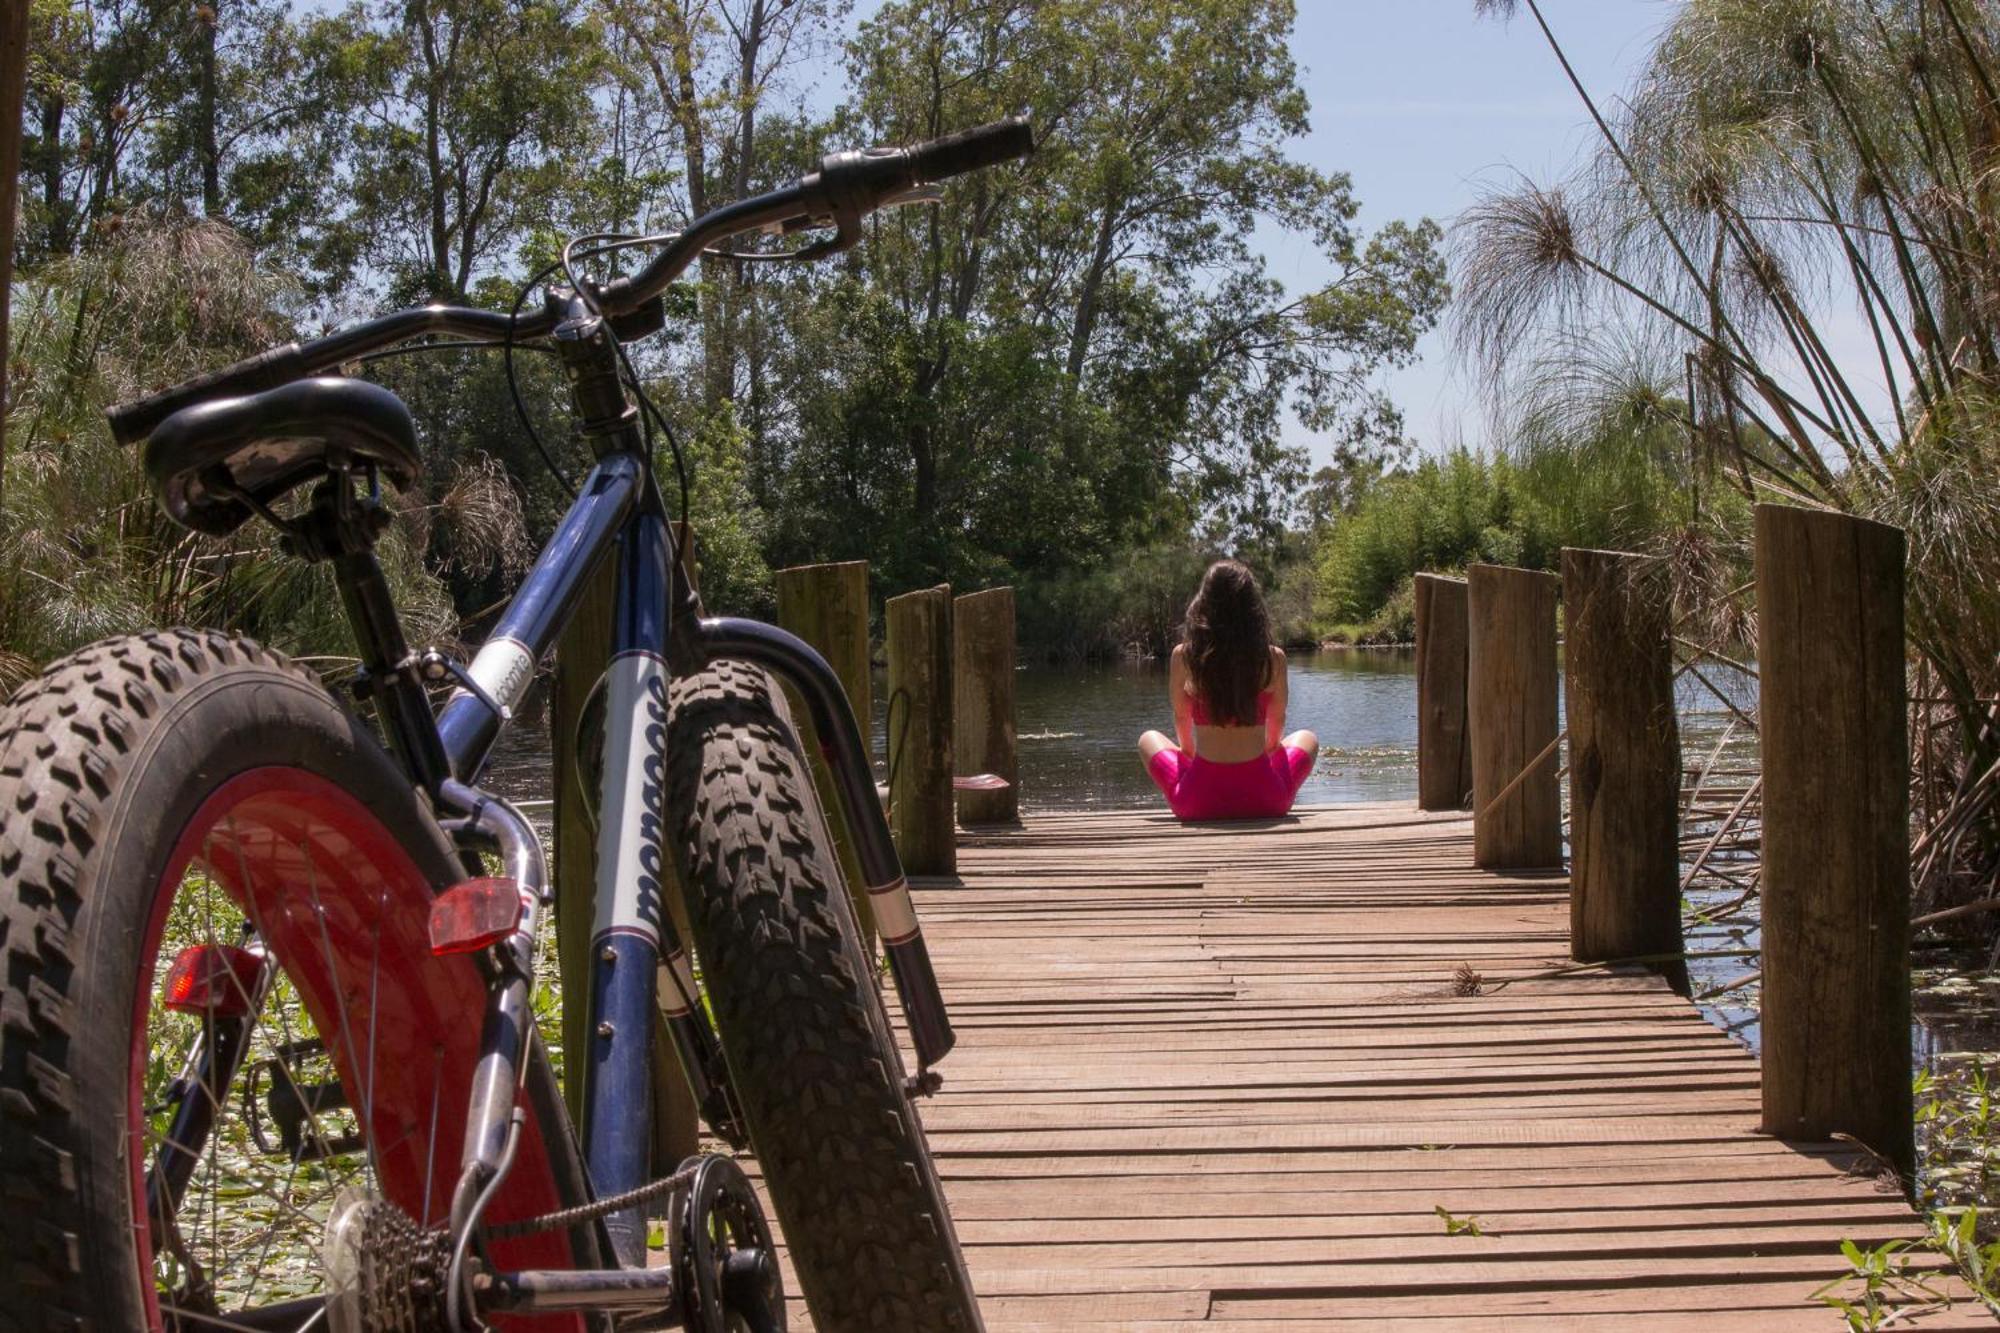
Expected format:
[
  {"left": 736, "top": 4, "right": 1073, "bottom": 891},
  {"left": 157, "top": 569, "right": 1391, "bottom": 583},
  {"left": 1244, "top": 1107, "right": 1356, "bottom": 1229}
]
[
  {"left": 1009, "top": 648, "right": 1420, "bottom": 810},
  {"left": 489, "top": 648, "right": 1429, "bottom": 811}
]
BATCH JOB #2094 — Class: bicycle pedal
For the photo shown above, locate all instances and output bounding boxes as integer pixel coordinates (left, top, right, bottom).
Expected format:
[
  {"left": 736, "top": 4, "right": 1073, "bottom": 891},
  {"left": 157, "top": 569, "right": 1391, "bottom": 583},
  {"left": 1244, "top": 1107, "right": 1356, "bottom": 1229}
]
[{"left": 904, "top": 1069, "right": 943, "bottom": 1099}]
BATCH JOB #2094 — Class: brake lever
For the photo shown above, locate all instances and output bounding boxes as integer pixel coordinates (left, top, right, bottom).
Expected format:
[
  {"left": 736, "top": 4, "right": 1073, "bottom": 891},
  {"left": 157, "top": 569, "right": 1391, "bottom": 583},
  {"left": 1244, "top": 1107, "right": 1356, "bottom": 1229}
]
[
  {"left": 881, "top": 185, "right": 945, "bottom": 209},
  {"left": 707, "top": 208, "right": 866, "bottom": 263}
]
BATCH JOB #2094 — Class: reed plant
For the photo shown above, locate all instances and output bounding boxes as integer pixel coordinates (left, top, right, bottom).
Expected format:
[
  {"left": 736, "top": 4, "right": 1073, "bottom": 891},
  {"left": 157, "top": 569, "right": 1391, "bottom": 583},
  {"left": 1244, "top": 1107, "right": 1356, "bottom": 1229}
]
[{"left": 1465, "top": 0, "right": 2000, "bottom": 916}]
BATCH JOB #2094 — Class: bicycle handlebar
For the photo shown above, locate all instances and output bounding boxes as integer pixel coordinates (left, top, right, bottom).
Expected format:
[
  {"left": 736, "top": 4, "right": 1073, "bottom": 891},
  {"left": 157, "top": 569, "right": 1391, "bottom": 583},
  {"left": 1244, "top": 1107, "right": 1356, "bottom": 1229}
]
[
  {"left": 105, "top": 116, "right": 1035, "bottom": 445},
  {"left": 908, "top": 116, "right": 1037, "bottom": 183}
]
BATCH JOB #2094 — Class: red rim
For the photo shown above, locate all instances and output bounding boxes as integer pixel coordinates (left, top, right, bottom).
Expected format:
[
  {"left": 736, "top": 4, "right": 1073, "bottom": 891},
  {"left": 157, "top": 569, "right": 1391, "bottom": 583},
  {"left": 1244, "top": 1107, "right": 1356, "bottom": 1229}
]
[{"left": 129, "top": 766, "right": 582, "bottom": 1330}]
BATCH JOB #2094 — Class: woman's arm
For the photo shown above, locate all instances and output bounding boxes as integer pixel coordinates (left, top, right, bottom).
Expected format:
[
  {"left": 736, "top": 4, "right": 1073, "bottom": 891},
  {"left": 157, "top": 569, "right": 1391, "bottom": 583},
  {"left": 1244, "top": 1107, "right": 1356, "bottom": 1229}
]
[
  {"left": 1170, "top": 645, "right": 1194, "bottom": 752},
  {"left": 1266, "top": 645, "right": 1289, "bottom": 751}
]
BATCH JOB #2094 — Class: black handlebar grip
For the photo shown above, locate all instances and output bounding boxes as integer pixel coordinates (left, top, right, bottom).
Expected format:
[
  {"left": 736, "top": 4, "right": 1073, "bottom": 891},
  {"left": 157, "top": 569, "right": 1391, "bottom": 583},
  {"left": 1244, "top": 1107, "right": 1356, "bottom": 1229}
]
[
  {"left": 105, "top": 341, "right": 311, "bottom": 446},
  {"left": 907, "top": 115, "right": 1036, "bottom": 185}
]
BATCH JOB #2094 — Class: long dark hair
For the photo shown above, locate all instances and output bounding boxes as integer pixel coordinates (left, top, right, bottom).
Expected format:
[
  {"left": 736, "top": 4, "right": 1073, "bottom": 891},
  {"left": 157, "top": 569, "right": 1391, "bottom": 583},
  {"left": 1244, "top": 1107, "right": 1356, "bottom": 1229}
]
[{"left": 1183, "top": 559, "right": 1272, "bottom": 725}]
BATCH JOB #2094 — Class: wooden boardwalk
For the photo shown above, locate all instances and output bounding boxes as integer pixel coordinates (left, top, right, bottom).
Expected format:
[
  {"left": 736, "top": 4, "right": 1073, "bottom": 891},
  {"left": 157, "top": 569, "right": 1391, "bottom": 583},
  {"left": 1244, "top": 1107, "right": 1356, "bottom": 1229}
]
[{"left": 830, "top": 803, "right": 1985, "bottom": 1330}]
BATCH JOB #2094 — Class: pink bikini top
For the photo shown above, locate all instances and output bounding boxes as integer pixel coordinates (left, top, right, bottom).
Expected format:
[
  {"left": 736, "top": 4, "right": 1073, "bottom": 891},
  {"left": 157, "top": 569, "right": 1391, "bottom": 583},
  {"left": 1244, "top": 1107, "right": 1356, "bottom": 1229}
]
[{"left": 1188, "top": 688, "right": 1272, "bottom": 727}]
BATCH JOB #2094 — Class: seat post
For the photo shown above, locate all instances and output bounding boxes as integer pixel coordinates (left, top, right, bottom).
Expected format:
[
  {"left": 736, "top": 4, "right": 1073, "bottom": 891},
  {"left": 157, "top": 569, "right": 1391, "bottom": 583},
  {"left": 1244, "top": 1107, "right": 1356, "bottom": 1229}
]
[
  {"left": 334, "top": 546, "right": 454, "bottom": 796},
  {"left": 293, "top": 473, "right": 454, "bottom": 796}
]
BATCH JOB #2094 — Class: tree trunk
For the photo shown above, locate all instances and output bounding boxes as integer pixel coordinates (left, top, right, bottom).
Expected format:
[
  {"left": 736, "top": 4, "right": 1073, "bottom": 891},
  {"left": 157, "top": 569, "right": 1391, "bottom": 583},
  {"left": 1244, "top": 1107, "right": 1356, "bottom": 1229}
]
[
  {"left": 0, "top": 0, "right": 28, "bottom": 523},
  {"left": 197, "top": 0, "right": 221, "bottom": 216},
  {"left": 1066, "top": 200, "right": 1119, "bottom": 383}
]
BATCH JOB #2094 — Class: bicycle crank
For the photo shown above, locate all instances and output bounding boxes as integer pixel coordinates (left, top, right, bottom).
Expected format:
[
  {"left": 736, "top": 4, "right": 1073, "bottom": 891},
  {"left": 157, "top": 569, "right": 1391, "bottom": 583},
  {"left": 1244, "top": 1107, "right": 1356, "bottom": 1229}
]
[{"left": 670, "top": 1154, "right": 787, "bottom": 1333}]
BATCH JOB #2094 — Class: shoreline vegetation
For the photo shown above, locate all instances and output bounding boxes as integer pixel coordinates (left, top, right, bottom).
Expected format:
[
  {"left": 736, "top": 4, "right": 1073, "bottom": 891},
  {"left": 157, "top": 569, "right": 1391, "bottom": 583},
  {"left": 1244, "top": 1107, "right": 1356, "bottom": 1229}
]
[{"left": 3, "top": 0, "right": 1450, "bottom": 694}]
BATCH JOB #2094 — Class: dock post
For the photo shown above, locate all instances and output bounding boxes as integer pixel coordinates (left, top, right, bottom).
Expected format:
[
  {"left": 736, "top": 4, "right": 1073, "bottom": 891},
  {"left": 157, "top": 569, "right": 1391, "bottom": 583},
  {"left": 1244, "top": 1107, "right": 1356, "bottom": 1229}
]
[
  {"left": 954, "top": 586, "right": 1019, "bottom": 825},
  {"left": 775, "top": 559, "right": 877, "bottom": 947},
  {"left": 1467, "top": 563, "right": 1563, "bottom": 869},
  {"left": 1415, "top": 573, "right": 1473, "bottom": 810},
  {"left": 552, "top": 523, "right": 701, "bottom": 1165},
  {"left": 1755, "top": 504, "right": 1912, "bottom": 1182},
  {"left": 886, "top": 585, "right": 956, "bottom": 874},
  {"left": 1562, "top": 549, "right": 1685, "bottom": 994}
]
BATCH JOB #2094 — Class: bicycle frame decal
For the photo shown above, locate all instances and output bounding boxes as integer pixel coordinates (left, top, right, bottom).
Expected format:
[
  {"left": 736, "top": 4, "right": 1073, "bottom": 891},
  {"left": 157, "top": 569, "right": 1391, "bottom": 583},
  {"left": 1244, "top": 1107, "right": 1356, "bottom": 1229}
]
[
  {"left": 590, "top": 649, "right": 671, "bottom": 947},
  {"left": 463, "top": 636, "right": 536, "bottom": 717}
]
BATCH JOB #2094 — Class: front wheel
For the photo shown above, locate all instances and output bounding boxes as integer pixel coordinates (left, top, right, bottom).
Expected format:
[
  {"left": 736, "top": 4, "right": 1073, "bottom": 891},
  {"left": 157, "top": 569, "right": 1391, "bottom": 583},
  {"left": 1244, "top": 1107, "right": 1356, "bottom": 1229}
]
[
  {"left": 666, "top": 660, "right": 982, "bottom": 1332},
  {"left": 0, "top": 630, "right": 599, "bottom": 1331}
]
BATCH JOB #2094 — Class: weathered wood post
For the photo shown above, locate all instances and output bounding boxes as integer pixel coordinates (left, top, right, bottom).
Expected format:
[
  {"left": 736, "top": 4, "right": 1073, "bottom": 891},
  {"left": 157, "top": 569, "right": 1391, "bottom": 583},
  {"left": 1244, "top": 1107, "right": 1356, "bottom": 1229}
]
[
  {"left": 1467, "top": 563, "right": 1563, "bottom": 869},
  {"left": 1562, "top": 549, "right": 1686, "bottom": 994},
  {"left": 1756, "top": 504, "right": 1912, "bottom": 1181},
  {"left": 552, "top": 524, "right": 700, "bottom": 1164},
  {"left": 775, "top": 559, "right": 877, "bottom": 946},
  {"left": 953, "top": 586, "right": 1018, "bottom": 825},
  {"left": 885, "top": 584, "right": 955, "bottom": 874},
  {"left": 1414, "top": 573, "right": 1473, "bottom": 810}
]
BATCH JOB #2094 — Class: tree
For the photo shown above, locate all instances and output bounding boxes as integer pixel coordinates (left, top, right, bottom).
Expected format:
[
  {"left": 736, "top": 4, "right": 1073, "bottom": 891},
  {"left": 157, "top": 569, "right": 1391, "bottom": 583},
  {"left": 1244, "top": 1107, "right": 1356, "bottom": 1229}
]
[
  {"left": 325, "top": 0, "right": 607, "bottom": 302},
  {"left": 756, "top": 0, "right": 1445, "bottom": 589}
]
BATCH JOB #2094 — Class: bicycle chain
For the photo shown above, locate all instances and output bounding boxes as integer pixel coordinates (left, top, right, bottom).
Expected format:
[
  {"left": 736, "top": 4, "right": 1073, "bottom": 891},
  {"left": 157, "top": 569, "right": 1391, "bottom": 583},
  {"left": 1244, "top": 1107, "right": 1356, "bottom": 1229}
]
[{"left": 485, "top": 1161, "right": 701, "bottom": 1239}]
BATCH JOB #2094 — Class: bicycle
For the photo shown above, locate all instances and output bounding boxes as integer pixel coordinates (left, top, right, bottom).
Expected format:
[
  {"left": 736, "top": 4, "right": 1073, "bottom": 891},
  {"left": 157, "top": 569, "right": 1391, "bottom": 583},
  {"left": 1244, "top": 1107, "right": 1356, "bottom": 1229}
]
[{"left": 0, "top": 115, "right": 1035, "bottom": 1332}]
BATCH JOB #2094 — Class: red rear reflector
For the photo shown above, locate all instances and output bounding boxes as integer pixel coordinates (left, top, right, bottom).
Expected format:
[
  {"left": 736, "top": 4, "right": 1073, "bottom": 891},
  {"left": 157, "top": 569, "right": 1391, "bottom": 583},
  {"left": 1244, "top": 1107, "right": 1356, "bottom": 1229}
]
[
  {"left": 429, "top": 877, "right": 527, "bottom": 955},
  {"left": 162, "top": 945, "right": 263, "bottom": 1018}
]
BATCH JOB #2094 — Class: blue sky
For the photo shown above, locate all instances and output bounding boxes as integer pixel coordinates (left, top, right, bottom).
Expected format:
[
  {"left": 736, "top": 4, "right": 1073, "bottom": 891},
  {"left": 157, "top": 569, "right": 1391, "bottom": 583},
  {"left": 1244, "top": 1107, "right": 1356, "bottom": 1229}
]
[{"left": 1277, "top": 1, "right": 1668, "bottom": 460}]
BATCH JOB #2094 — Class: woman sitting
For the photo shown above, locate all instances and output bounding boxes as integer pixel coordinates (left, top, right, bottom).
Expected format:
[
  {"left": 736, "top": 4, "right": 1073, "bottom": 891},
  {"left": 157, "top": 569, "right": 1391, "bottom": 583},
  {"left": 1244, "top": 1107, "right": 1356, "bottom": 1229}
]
[{"left": 1139, "top": 559, "right": 1319, "bottom": 821}]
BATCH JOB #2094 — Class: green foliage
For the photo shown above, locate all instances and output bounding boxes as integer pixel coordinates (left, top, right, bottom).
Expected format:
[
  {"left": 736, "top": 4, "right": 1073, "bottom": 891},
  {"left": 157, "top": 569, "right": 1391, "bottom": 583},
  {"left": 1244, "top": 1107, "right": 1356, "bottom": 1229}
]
[
  {"left": 1813, "top": 1237, "right": 1948, "bottom": 1330},
  {"left": 1928, "top": 1206, "right": 2000, "bottom": 1318},
  {"left": 1433, "top": 1205, "right": 1486, "bottom": 1237},
  {"left": 7, "top": 0, "right": 1449, "bottom": 671},
  {"left": 1018, "top": 542, "right": 1216, "bottom": 662},
  {"left": 1469, "top": 0, "right": 2000, "bottom": 882},
  {"left": 667, "top": 402, "right": 774, "bottom": 617},
  {"left": 1311, "top": 378, "right": 1753, "bottom": 638},
  {"left": 1, "top": 217, "right": 465, "bottom": 680}
]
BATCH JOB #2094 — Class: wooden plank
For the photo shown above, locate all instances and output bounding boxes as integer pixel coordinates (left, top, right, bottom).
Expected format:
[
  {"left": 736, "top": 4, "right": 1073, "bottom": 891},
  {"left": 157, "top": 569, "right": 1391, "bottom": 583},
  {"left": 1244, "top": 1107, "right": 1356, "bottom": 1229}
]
[{"left": 754, "top": 804, "right": 1947, "bottom": 1329}]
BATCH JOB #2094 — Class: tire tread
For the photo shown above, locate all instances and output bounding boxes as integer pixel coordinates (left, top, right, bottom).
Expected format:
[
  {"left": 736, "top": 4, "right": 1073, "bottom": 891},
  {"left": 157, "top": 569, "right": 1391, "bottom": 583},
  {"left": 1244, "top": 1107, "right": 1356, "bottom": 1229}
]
[{"left": 666, "top": 659, "right": 980, "bottom": 1333}]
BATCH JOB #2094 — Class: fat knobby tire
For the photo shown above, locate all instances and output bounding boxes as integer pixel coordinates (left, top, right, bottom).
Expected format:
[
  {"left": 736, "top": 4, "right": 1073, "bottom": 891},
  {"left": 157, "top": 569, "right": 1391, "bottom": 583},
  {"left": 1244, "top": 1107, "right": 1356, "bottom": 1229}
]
[
  {"left": 0, "top": 629, "right": 592, "bottom": 1330},
  {"left": 666, "top": 659, "right": 982, "bottom": 1332}
]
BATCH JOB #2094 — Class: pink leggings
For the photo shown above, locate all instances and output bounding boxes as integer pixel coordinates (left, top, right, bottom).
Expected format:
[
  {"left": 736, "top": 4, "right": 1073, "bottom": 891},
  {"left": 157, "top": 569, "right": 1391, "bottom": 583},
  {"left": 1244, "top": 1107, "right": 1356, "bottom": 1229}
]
[{"left": 1145, "top": 745, "right": 1314, "bottom": 821}]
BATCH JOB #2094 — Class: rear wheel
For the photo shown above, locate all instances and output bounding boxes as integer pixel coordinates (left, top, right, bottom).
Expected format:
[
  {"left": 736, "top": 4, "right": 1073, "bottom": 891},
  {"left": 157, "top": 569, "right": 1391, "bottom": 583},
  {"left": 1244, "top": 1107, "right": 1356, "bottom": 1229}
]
[
  {"left": 0, "top": 630, "right": 598, "bottom": 1331},
  {"left": 666, "top": 660, "right": 982, "bottom": 1333}
]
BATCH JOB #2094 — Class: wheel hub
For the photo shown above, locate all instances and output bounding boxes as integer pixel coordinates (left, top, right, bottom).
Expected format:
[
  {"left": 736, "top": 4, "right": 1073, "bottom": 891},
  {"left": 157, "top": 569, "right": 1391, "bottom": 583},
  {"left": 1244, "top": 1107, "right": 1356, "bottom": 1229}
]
[{"left": 323, "top": 1188, "right": 455, "bottom": 1333}]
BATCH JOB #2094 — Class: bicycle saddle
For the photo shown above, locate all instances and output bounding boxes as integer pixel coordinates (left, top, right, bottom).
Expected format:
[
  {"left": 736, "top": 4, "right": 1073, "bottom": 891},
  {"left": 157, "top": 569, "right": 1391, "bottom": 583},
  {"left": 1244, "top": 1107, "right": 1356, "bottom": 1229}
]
[{"left": 143, "top": 377, "right": 421, "bottom": 535}]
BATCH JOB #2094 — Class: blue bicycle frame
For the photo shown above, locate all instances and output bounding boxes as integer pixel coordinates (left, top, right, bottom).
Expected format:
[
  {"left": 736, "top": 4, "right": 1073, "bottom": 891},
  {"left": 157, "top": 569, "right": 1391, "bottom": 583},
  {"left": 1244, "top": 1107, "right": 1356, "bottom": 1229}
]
[{"left": 378, "top": 306, "right": 960, "bottom": 1267}]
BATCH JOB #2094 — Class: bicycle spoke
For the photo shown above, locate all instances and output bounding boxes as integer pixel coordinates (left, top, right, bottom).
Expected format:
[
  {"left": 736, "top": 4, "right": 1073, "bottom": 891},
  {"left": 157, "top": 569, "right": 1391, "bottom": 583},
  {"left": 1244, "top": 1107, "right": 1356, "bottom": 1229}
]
[{"left": 145, "top": 819, "right": 399, "bottom": 1316}]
